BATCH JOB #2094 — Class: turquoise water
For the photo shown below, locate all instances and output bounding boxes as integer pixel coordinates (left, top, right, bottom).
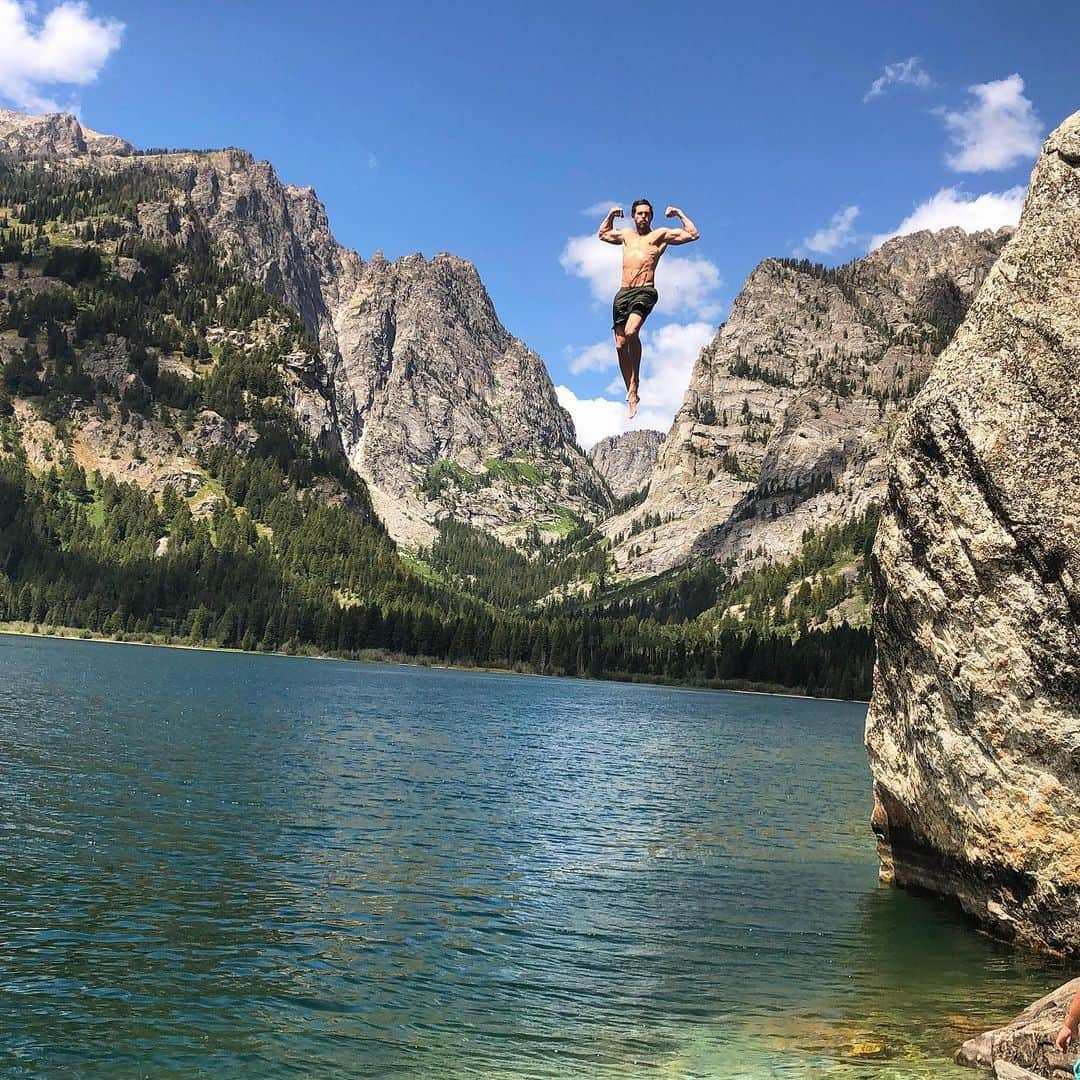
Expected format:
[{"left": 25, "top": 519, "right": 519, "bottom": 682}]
[{"left": 0, "top": 635, "right": 1064, "bottom": 1078}]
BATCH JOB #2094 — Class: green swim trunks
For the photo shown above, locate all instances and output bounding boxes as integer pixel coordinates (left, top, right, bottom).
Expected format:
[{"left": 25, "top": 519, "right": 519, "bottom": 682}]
[{"left": 612, "top": 285, "right": 659, "bottom": 329}]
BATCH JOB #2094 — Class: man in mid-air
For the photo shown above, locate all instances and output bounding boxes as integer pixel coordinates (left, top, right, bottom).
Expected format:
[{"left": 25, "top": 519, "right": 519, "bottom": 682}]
[{"left": 598, "top": 199, "right": 700, "bottom": 418}]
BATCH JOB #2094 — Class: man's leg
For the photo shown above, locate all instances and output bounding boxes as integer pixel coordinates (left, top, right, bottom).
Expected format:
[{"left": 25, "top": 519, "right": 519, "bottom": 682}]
[
  {"left": 614, "top": 324, "right": 633, "bottom": 398},
  {"left": 623, "top": 312, "right": 644, "bottom": 418}
]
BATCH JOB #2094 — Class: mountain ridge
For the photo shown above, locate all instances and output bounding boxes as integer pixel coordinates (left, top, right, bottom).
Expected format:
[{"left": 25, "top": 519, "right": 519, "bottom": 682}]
[
  {"left": 0, "top": 109, "right": 609, "bottom": 545},
  {"left": 603, "top": 226, "right": 1011, "bottom": 577}
]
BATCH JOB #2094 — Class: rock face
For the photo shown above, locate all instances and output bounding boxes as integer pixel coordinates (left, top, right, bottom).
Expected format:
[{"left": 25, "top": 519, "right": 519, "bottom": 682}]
[
  {"left": 587, "top": 429, "right": 664, "bottom": 498},
  {"left": 0, "top": 109, "right": 132, "bottom": 159},
  {"left": 2, "top": 112, "right": 608, "bottom": 544},
  {"left": 333, "top": 251, "right": 608, "bottom": 543},
  {"left": 956, "top": 977, "right": 1079, "bottom": 1077},
  {"left": 865, "top": 111, "right": 1080, "bottom": 954},
  {"left": 602, "top": 228, "right": 1009, "bottom": 576}
]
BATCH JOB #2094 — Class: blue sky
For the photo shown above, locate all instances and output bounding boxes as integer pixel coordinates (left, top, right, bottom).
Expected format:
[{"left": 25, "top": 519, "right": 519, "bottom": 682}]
[{"left": 1, "top": 0, "right": 1078, "bottom": 447}]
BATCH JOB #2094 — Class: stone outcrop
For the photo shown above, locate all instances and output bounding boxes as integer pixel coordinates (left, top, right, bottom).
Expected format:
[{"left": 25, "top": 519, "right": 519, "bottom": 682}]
[
  {"left": 0, "top": 109, "right": 133, "bottom": 159},
  {"left": 956, "top": 978, "right": 1080, "bottom": 1077},
  {"left": 587, "top": 429, "right": 664, "bottom": 499},
  {"left": 3, "top": 112, "right": 608, "bottom": 545},
  {"left": 602, "top": 228, "right": 1009, "bottom": 576},
  {"left": 865, "top": 110, "right": 1080, "bottom": 953}
]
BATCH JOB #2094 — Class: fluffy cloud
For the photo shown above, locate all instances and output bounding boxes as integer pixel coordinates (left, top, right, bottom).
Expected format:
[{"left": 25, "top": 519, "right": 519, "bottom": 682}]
[
  {"left": 797, "top": 205, "right": 860, "bottom": 256},
  {"left": 560, "top": 233, "right": 722, "bottom": 320},
  {"left": 870, "top": 185, "right": 1025, "bottom": 249},
  {"left": 561, "top": 233, "right": 622, "bottom": 300},
  {"left": 627, "top": 320, "right": 715, "bottom": 414},
  {"left": 558, "top": 320, "right": 714, "bottom": 449},
  {"left": 864, "top": 57, "right": 932, "bottom": 102},
  {"left": 0, "top": 0, "right": 123, "bottom": 112},
  {"left": 581, "top": 199, "right": 621, "bottom": 217},
  {"left": 556, "top": 385, "right": 672, "bottom": 452},
  {"left": 940, "top": 74, "right": 1042, "bottom": 173},
  {"left": 566, "top": 340, "right": 615, "bottom": 375},
  {"left": 655, "top": 256, "right": 722, "bottom": 320}
]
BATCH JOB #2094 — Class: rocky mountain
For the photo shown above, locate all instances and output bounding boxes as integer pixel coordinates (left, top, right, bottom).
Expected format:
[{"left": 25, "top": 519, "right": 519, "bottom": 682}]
[
  {"left": 587, "top": 429, "right": 663, "bottom": 499},
  {"left": 865, "top": 110, "right": 1080, "bottom": 954},
  {"left": 602, "top": 227, "right": 1010, "bottom": 577},
  {"left": 0, "top": 110, "right": 879, "bottom": 697},
  {"left": 0, "top": 111, "right": 609, "bottom": 545},
  {"left": 0, "top": 108, "right": 134, "bottom": 159},
  {"left": 332, "top": 251, "right": 608, "bottom": 542}
]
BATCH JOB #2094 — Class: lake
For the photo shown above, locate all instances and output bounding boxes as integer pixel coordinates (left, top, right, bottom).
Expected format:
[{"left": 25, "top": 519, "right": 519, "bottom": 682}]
[{"left": 0, "top": 635, "right": 1064, "bottom": 1078}]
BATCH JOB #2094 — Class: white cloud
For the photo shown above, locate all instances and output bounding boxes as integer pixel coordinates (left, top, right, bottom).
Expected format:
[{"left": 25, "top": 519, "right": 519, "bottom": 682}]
[
  {"left": 864, "top": 57, "right": 932, "bottom": 102},
  {"left": 558, "top": 320, "right": 714, "bottom": 449},
  {"left": 560, "top": 232, "right": 623, "bottom": 303},
  {"left": 367, "top": 152, "right": 378, "bottom": 170},
  {"left": 560, "top": 232, "right": 722, "bottom": 320},
  {"left": 566, "top": 340, "right": 615, "bottom": 375},
  {"left": 0, "top": 0, "right": 123, "bottom": 113},
  {"left": 940, "top": 74, "right": 1042, "bottom": 173},
  {"left": 870, "top": 185, "right": 1025, "bottom": 249},
  {"left": 581, "top": 199, "right": 621, "bottom": 217},
  {"left": 557, "top": 385, "right": 672, "bottom": 451},
  {"left": 633, "top": 321, "right": 715, "bottom": 415},
  {"left": 655, "top": 256, "right": 722, "bottom": 319},
  {"left": 796, "top": 205, "right": 860, "bottom": 256}
]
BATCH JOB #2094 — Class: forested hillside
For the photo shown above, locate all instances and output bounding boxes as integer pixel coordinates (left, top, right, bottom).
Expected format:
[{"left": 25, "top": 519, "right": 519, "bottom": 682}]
[{"left": 0, "top": 159, "right": 874, "bottom": 699}]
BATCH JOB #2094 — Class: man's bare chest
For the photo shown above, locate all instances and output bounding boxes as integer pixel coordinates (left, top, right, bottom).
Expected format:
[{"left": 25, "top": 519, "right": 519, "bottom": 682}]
[{"left": 623, "top": 234, "right": 663, "bottom": 264}]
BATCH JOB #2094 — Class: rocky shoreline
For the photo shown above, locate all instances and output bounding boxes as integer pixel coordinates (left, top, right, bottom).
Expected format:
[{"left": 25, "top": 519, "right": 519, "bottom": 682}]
[{"left": 958, "top": 979, "right": 1080, "bottom": 1078}]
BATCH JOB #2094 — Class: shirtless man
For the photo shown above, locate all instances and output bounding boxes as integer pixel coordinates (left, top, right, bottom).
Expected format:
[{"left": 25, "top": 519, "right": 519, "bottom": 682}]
[{"left": 598, "top": 199, "right": 700, "bottom": 418}]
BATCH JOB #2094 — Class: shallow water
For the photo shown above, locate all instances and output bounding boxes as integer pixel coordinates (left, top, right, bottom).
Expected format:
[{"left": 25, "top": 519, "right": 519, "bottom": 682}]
[{"left": 0, "top": 635, "right": 1064, "bottom": 1077}]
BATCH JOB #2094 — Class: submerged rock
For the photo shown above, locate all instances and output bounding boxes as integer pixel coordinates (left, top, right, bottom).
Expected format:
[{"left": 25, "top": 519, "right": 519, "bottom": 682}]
[
  {"left": 956, "top": 978, "right": 1080, "bottom": 1077},
  {"left": 865, "top": 109, "right": 1080, "bottom": 951}
]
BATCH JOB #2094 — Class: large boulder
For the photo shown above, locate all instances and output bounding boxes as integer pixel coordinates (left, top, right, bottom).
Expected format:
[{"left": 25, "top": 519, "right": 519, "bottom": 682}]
[{"left": 865, "top": 110, "right": 1080, "bottom": 951}]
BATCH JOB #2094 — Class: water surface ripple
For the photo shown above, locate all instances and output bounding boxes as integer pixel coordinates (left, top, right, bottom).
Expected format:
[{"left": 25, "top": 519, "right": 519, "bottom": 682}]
[{"left": 0, "top": 636, "right": 1063, "bottom": 1077}]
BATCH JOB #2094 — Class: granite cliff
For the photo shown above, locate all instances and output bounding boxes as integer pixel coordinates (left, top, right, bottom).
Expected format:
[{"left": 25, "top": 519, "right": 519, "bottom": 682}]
[
  {"left": 865, "top": 110, "right": 1080, "bottom": 954},
  {"left": 587, "top": 429, "right": 663, "bottom": 499},
  {"left": 603, "top": 227, "right": 1010, "bottom": 577},
  {"left": 0, "top": 108, "right": 134, "bottom": 159},
  {"left": 0, "top": 110, "right": 608, "bottom": 545}
]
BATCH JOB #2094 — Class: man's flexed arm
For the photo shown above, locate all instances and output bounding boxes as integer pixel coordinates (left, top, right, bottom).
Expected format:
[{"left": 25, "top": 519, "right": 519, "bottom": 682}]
[
  {"left": 598, "top": 206, "right": 624, "bottom": 244},
  {"left": 663, "top": 206, "right": 700, "bottom": 245}
]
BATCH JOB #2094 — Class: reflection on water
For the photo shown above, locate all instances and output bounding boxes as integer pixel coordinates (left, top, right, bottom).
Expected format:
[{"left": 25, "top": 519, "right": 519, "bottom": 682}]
[{"left": 0, "top": 636, "right": 1064, "bottom": 1077}]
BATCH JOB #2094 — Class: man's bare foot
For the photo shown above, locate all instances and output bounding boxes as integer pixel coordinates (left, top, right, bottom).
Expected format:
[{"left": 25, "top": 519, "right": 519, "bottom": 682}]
[{"left": 628, "top": 391, "right": 639, "bottom": 419}]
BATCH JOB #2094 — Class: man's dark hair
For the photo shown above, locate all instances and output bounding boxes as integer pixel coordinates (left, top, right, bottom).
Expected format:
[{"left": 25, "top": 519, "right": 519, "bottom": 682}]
[{"left": 631, "top": 198, "right": 653, "bottom": 216}]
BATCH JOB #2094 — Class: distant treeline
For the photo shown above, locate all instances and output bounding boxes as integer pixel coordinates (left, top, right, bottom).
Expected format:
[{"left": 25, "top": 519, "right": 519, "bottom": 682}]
[{"left": 0, "top": 453, "right": 873, "bottom": 698}]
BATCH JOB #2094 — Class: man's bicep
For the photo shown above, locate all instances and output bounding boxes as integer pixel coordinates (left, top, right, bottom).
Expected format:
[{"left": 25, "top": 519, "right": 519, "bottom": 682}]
[
  {"left": 662, "top": 228, "right": 696, "bottom": 246},
  {"left": 599, "top": 229, "right": 624, "bottom": 245}
]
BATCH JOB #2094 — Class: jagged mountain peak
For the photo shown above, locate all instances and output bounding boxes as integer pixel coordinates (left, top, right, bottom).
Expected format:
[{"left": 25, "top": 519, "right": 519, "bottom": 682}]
[
  {"left": 0, "top": 110, "right": 607, "bottom": 546},
  {"left": 601, "top": 223, "right": 1011, "bottom": 578},
  {"left": 588, "top": 430, "right": 664, "bottom": 500},
  {"left": 0, "top": 108, "right": 133, "bottom": 158}
]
